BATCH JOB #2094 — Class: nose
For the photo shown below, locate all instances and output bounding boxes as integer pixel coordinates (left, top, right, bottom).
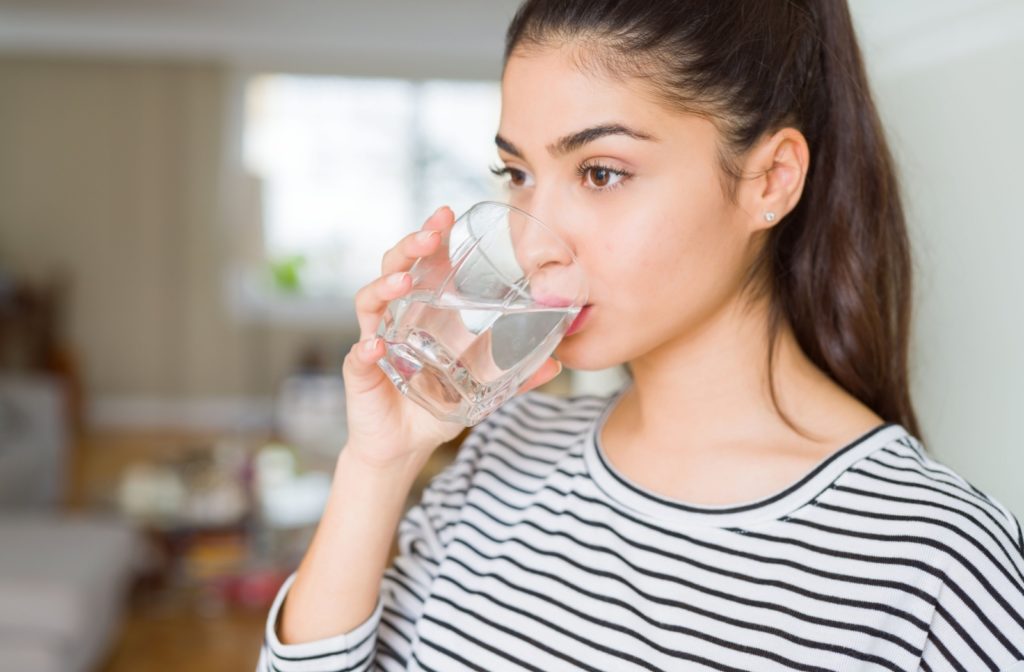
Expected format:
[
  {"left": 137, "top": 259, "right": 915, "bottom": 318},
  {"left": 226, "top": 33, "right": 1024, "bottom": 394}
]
[
  {"left": 507, "top": 205, "right": 582, "bottom": 307},
  {"left": 511, "top": 214, "right": 571, "bottom": 271}
]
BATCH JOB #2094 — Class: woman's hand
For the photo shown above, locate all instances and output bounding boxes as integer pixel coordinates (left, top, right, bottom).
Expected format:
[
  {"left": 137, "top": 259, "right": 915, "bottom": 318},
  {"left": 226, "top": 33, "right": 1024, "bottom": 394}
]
[{"left": 341, "top": 205, "right": 564, "bottom": 470}]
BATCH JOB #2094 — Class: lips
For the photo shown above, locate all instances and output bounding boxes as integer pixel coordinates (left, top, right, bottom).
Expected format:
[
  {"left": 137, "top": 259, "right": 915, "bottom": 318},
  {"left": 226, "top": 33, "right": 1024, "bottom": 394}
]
[
  {"left": 532, "top": 294, "right": 574, "bottom": 308},
  {"left": 566, "top": 305, "right": 593, "bottom": 336}
]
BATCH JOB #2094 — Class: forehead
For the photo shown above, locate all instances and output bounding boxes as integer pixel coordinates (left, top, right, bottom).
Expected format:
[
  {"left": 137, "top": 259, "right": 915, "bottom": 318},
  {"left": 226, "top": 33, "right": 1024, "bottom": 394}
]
[{"left": 499, "top": 46, "right": 670, "bottom": 142}]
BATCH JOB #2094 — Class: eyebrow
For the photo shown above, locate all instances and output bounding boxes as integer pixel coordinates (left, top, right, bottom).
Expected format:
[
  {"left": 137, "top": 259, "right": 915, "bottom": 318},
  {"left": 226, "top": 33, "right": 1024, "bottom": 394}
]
[{"left": 494, "top": 123, "right": 656, "bottom": 159}]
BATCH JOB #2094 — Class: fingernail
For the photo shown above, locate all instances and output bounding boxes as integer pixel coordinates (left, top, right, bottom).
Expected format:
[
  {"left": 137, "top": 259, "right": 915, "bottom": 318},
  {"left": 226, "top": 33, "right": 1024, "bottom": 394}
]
[
  {"left": 363, "top": 337, "right": 379, "bottom": 353},
  {"left": 432, "top": 205, "right": 445, "bottom": 217},
  {"left": 387, "top": 272, "right": 407, "bottom": 287},
  {"left": 416, "top": 230, "right": 438, "bottom": 244}
]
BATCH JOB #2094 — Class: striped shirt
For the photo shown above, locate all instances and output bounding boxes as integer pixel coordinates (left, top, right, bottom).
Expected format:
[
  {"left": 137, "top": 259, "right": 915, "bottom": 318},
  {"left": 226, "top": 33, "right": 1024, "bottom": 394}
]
[{"left": 258, "top": 386, "right": 1024, "bottom": 671}]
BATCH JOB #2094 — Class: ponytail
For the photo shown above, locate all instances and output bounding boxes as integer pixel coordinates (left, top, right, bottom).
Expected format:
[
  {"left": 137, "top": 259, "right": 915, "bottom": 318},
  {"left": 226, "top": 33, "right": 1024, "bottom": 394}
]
[{"left": 770, "top": 1, "right": 920, "bottom": 439}]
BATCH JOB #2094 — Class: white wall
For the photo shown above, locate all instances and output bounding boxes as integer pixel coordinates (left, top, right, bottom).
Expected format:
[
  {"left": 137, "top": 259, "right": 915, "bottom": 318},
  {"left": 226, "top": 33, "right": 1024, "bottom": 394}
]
[{"left": 859, "top": 5, "right": 1024, "bottom": 515}]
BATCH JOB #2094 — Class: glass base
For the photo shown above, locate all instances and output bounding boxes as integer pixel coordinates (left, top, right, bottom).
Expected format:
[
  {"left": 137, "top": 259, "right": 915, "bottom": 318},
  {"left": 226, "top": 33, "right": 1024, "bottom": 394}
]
[{"left": 377, "top": 343, "right": 512, "bottom": 427}]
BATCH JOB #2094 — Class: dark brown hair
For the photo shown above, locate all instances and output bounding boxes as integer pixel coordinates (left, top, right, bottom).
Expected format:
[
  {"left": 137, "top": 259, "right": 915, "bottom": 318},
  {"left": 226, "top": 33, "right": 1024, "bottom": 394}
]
[{"left": 504, "top": 0, "right": 922, "bottom": 440}]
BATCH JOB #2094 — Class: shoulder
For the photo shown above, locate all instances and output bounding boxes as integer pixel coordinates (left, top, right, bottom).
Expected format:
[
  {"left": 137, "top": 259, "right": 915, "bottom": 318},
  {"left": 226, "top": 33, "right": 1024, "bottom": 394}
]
[
  {"left": 834, "top": 431, "right": 1024, "bottom": 613},
  {"left": 461, "top": 388, "right": 615, "bottom": 474},
  {"left": 486, "top": 388, "right": 614, "bottom": 443},
  {"left": 820, "top": 431, "right": 1024, "bottom": 651},
  {"left": 423, "top": 389, "right": 613, "bottom": 497},
  {"left": 845, "top": 432, "right": 1024, "bottom": 555},
  {"left": 501, "top": 388, "right": 614, "bottom": 425}
]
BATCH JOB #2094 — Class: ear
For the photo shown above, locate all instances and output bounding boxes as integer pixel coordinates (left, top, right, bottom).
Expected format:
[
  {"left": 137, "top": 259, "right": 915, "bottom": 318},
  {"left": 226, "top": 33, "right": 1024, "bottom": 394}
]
[{"left": 737, "top": 127, "right": 810, "bottom": 231}]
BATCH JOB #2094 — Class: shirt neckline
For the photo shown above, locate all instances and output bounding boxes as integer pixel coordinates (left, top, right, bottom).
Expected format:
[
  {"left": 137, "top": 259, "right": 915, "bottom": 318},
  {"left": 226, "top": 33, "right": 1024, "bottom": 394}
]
[{"left": 582, "top": 383, "right": 910, "bottom": 528}]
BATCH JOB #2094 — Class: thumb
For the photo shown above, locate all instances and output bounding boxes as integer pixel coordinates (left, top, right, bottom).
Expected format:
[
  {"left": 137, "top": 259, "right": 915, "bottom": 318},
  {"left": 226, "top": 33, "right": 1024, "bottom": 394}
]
[{"left": 342, "top": 337, "right": 391, "bottom": 396}]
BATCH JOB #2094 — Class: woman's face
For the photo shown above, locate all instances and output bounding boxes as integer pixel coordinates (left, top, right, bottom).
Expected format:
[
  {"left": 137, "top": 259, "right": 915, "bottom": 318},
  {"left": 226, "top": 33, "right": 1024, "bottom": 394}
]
[{"left": 497, "top": 44, "right": 761, "bottom": 371}]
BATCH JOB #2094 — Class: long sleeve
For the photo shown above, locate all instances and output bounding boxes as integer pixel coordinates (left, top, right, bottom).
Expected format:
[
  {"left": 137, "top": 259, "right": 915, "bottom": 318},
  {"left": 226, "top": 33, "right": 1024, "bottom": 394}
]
[
  {"left": 916, "top": 505, "right": 1024, "bottom": 671},
  {"left": 256, "top": 418, "right": 491, "bottom": 672}
]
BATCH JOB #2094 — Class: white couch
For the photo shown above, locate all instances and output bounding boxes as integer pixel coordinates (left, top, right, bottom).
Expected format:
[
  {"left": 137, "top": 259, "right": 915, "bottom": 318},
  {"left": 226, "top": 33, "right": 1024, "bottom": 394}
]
[{"left": 0, "top": 375, "right": 140, "bottom": 672}]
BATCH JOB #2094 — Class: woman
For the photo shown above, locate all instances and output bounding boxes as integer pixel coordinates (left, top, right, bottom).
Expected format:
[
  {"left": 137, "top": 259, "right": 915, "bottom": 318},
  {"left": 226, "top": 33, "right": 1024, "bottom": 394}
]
[{"left": 259, "top": 1, "right": 1024, "bottom": 669}]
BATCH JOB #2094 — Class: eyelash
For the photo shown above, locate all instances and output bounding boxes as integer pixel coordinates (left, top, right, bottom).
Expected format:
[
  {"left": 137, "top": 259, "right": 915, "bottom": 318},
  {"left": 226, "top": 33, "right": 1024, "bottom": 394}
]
[{"left": 488, "top": 161, "right": 633, "bottom": 193}]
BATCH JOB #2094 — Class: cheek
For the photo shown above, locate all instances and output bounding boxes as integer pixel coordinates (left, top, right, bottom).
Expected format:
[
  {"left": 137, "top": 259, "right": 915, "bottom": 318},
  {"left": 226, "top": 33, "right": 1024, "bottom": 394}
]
[
  {"left": 596, "top": 205, "right": 748, "bottom": 317},
  {"left": 555, "top": 207, "right": 747, "bottom": 369}
]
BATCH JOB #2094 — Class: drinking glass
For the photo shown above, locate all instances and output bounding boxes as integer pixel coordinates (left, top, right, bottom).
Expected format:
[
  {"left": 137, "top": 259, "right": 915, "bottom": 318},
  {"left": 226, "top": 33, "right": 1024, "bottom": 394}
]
[{"left": 376, "top": 201, "right": 587, "bottom": 426}]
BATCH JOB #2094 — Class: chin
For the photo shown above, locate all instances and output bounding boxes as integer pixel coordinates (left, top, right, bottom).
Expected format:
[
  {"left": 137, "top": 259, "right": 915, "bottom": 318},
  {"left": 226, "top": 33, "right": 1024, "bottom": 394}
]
[{"left": 554, "top": 331, "right": 625, "bottom": 372}]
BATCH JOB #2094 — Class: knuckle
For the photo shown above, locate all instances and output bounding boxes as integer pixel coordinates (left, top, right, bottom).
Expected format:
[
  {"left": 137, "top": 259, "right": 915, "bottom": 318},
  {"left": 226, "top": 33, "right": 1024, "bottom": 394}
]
[
  {"left": 353, "top": 283, "right": 376, "bottom": 309},
  {"left": 342, "top": 343, "right": 361, "bottom": 367},
  {"left": 382, "top": 237, "right": 421, "bottom": 274},
  {"left": 380, "top": 247, "right": 399, "bottom": 273},
  {"left": 353, "top": 291, "right": 367, "bottom": 313}
]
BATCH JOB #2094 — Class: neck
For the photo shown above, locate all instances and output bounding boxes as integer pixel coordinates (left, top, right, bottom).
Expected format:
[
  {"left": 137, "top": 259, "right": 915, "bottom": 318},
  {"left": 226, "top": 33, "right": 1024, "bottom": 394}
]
[{"left": 617, "top": 292, "right": 842, "bottom": 460}]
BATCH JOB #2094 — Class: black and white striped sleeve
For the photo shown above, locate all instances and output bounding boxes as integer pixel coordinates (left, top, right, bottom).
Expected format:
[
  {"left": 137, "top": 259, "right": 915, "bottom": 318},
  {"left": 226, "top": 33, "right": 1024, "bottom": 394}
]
[
  {"left": 916, "top": 499, "right": 1024, "bottom": 672},
  {"left": 256, "top": 419, "right": 492, "bottom": 672}
]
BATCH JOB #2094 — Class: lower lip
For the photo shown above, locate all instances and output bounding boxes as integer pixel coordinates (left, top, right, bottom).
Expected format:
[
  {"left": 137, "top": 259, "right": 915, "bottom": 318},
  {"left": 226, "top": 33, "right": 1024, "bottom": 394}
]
[{"left": 566, "top": 305, "right": 593, "bottom": 336}]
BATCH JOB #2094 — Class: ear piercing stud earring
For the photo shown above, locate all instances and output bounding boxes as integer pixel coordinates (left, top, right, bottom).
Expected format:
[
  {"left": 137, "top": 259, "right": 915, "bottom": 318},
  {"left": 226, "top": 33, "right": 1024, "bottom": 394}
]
[{"left": 763, "top": 211, "right": 777, "bottom": 222}]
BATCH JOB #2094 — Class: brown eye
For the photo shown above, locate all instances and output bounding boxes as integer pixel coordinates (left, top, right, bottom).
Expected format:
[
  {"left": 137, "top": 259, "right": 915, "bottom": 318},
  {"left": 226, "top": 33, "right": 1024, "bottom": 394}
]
[
  {"left": 578, "top": 163, "right": 630, "bottom": 191},
  {"left": 588, "top": 167, "right": 611, "bottom": 188},
  {"left": 488, "top": 164, "right": 533, "bottom": 189}
]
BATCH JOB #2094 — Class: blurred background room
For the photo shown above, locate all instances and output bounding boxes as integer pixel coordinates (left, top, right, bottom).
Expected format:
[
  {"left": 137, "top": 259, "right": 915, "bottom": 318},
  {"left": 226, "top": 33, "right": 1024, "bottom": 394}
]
[{"left": 0, "top": 1, "right": 1021, "bottom": 670}]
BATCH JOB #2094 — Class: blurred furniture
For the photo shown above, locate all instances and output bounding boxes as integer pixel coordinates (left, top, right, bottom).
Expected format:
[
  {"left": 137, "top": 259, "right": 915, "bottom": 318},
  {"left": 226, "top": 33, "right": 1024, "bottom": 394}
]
[
  {"left": 0, "top": 375, "right": 68, "bottom": 507},
  {"left": 111, "top": 437, "right": 294, "bottom": 615},
  {"left": 0, "top": 373, "right": 139, "bottom": 672},
  {"left": 0, "top": 270, "right": 84, "bottom": 433}
]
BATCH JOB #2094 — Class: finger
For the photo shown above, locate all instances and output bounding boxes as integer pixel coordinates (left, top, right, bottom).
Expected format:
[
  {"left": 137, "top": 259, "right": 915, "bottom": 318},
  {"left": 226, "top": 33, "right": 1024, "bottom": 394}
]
[
  {"left": 379, "top": 228, "right": 442, "bottom": 278},
  {"left": 517, "top": 358, "right": 564, "bottom": 395},
  {"left": 341, "top": 337, "right": 390, "bottom": 396},
  {"left": 380, "top": 206, "right": 455, "bottom": 276},
  {"left": 354, "top": 270, "right": 413, "bottom": 341}
]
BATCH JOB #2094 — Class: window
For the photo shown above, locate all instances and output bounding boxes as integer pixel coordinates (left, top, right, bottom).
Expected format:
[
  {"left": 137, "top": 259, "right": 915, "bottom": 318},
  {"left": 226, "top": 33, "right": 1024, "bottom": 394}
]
[{"left": 235, "top": 73, "right": 503, "bottom": 324}]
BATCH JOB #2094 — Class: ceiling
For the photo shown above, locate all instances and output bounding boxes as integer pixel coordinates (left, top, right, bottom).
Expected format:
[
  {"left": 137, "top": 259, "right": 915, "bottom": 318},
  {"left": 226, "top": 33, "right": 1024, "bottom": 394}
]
[
  {"left": 0, "top": 0, "right": 1020, "bottom": 80},
  {"left": 0, "top": 0, "right": 525, "bottom": 79}
]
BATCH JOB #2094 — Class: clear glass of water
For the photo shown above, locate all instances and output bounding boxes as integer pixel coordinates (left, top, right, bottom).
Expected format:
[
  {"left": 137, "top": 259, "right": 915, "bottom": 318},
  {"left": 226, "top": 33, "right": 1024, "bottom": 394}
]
[{"left": 376, "top": 201, "right": 588, "bottom": 426}]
